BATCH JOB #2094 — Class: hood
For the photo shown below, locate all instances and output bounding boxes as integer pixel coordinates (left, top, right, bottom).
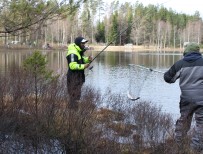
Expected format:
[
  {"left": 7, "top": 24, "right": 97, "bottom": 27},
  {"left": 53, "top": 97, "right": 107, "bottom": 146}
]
[
  {"left": 183, "top": 52, "right": 202, "bottom": 62},
  {"left": 68, "top": 43, "right": 82, "bottom": 53}
]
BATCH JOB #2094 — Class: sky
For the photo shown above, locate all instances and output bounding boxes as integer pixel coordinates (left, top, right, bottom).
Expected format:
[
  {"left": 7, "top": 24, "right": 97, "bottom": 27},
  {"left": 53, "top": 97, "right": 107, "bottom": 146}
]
[{"left": 105, "top": 0, "right": 203, "bottom": 18}]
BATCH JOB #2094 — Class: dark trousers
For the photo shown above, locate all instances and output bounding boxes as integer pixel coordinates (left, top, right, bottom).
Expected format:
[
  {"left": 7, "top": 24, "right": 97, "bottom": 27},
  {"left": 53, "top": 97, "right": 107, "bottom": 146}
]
[
  {"left": 67, "top": 77, "right": 83, "bottom": 110},
  {"left": 175, "top": 98, "right": 203, "bottom": 151}
]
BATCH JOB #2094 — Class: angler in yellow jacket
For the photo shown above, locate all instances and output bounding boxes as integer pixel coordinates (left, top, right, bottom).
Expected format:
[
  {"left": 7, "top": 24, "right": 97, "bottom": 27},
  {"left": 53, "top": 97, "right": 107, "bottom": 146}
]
[{"left": 66, "top": 36, "right": 92, "bottom": 110}]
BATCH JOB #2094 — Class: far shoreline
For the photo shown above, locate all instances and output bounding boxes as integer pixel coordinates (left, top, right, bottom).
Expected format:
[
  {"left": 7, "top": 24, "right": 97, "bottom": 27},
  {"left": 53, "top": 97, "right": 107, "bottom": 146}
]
[
  {"left": 1, "top": 44, "right": 202, "bottom": 53},
  {"left": 90, "top": 45, "right": 185, "bottom": 52}
]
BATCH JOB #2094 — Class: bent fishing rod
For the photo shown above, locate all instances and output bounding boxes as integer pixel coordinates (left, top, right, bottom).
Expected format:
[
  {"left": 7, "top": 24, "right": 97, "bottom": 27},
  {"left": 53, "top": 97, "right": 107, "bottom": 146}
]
[
  {"left": 88, "top": 41, "right": 113, "bottom": 69},
  {"left": 88, "top": 23, "right": 136, "bottom": 70}
]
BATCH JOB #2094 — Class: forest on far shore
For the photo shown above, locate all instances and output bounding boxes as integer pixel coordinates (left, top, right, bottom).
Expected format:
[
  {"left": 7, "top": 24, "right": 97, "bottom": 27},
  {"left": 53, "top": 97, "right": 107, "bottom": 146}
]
[{"left": 0, "top": 0, "right": 202, "bottom": 49}]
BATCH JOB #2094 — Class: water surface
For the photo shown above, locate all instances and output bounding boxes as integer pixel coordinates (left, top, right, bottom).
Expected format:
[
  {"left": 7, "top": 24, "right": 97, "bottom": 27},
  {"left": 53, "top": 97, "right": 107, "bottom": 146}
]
[{"left": 0, "top": 49, "right": 183, "bottom": 117}]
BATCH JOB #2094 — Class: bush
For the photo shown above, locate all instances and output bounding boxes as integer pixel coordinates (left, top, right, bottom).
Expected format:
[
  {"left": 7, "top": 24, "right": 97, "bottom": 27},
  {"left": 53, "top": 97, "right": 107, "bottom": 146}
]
[{"left": 0, "top": 52, "right": 191, "bottom": 153}]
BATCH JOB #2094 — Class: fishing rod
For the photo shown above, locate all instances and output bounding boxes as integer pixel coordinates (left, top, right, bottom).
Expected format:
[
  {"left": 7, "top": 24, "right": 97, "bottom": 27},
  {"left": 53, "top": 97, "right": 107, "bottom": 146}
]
[
  {"left": 88, "top": 22, "right": 135, "bottom": 70},
  {"left": 135, "top": 65, "right": 165, "bottom": 74},
  {"left": 89, "top": 42, "right": 112, "bottom": 65},
  {"left": 88, "top": 42, "right": 112, "bottom": 70}
]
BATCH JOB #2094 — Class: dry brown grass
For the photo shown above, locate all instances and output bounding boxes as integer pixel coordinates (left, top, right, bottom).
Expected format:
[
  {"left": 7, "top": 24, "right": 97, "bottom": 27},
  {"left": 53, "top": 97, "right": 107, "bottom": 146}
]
[{"left": 0, "top": 65, "right": 198, "bottom": 153}]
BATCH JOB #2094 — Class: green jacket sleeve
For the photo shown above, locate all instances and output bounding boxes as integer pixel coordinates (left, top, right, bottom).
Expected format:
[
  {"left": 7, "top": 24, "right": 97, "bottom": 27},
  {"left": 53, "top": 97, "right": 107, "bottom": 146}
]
[{"left": 69, "top": 62, "right": 85, "bottom": 70}]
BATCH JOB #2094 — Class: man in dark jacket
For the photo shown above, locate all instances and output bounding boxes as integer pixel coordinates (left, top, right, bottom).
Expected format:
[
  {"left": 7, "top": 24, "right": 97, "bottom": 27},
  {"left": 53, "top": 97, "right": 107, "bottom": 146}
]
[
  {"left": 164, "top": 42, "right": 203, "bottom": 152},
  {"left": 66, "top": 36, "right": 92, "bottom": 110}
]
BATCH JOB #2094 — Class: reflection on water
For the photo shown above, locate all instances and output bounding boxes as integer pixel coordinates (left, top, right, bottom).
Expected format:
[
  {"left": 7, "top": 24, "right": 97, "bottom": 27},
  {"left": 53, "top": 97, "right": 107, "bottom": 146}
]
[
  {"left": 0, "top": 49, "right": 183, "bottom": 117},
  {"left": 0, "top": 50, "right": 67, "bottom": 75}
]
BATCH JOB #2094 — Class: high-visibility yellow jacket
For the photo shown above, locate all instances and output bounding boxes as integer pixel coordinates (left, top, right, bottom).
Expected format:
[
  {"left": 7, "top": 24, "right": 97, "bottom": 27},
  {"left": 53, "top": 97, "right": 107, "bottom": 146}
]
[{"left": 66, "top": 43, "right": 90, "bottom": 83}]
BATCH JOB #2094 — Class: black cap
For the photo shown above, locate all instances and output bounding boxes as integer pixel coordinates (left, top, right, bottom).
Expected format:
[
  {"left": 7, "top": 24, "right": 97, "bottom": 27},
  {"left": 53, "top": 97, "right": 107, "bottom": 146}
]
[{"left": 74, "top": 37, "right": 88, "bottom": 46}]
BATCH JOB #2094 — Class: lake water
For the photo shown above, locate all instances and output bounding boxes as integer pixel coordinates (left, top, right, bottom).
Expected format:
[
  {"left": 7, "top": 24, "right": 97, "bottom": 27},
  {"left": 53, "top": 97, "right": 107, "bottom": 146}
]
[{"left": 0, "top": 49, "right": 183, "bottom": 118}]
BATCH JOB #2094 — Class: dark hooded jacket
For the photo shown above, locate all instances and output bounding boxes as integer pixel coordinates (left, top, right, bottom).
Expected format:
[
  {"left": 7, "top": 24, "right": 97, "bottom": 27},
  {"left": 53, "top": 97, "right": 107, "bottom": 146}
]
[{"left": 164, "top": 44, "right": 203, "bottom": 101}]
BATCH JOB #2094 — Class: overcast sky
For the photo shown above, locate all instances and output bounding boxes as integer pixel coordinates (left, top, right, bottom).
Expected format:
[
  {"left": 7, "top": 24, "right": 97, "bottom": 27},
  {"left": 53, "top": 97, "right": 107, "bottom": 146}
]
[{"left": 105, "top": 0, "right": 203, "bottom": 17}]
